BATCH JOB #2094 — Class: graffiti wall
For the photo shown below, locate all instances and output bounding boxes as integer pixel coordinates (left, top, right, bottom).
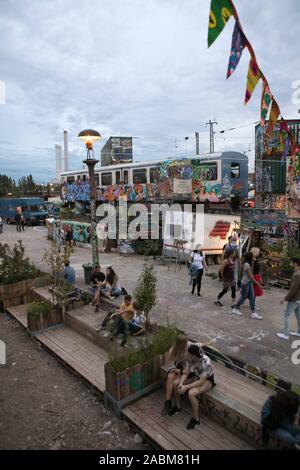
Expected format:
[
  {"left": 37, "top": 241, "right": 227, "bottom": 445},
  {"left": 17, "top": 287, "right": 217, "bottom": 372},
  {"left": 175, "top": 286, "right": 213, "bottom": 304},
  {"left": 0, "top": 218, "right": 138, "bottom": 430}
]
[
  {"left": 241, "top": 209, "right": 286, "bottom": 235},
  {"left": 61, "top": 221, "right": 91, "bottom": 244},
  {"left": 286, "top": 155, "right": 300, "bottom": 218}
]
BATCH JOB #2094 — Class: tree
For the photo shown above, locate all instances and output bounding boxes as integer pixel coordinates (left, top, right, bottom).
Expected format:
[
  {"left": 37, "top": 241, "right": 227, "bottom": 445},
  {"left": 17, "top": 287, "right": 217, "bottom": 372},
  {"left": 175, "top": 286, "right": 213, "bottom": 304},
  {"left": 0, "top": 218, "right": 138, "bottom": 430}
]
[{"left": 134, "top": 263, "right": 157, "bottom": 319}]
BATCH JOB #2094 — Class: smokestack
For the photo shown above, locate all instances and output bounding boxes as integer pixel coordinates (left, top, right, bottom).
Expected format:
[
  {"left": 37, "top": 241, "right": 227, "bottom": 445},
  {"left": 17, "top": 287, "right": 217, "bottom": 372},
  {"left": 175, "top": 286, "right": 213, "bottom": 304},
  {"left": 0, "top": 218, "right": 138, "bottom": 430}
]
[
  {"left": 195, "top": 132, "right": 200, "bottom": 155},
  {"left": 63, "top": 130, "right": 69, "bottom": 171},
  {"left": 55, "top": 144, "right": 62, "bottom": 180}
]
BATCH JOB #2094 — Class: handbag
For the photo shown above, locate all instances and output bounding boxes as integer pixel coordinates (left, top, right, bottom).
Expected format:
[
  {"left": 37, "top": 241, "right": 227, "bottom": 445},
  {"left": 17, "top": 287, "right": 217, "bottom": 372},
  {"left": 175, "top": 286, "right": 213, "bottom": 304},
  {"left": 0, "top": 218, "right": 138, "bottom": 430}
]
[{"left": 253, "top": 274, "right": 263, "bottom": 297}]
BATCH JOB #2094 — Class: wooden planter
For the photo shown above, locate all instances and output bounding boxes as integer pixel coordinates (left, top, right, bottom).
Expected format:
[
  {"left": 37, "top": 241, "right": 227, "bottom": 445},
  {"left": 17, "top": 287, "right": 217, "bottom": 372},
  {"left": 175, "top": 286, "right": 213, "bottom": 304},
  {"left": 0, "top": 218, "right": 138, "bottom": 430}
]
[
  {"left": 27, "top": 308, "right": 63, "bottom": 333},
  {"left": 104, "top": 354, "right": 165, "bottom": 415},
  {"left": 0, "top": 274, "right": 51, "bottom": 311}
]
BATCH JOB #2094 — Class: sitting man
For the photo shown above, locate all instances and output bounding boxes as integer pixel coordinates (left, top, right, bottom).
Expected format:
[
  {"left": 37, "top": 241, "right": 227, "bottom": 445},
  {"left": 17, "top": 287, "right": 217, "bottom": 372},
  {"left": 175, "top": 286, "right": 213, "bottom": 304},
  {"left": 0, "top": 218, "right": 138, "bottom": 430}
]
[
  {"left": 101, "top": 294, "right": 135, "bottom": 330},
  {"left": 89, "top": 265, "right": 106, "bottom": 312},
  {"left": 110, "top": 303, "right": 146, "bottom": 346},
  {"left": 171, "top": 343, "right": 215, "bottom": 430},
  {"left": 63, "top": 261, "right": 76, "bottom": 285}
]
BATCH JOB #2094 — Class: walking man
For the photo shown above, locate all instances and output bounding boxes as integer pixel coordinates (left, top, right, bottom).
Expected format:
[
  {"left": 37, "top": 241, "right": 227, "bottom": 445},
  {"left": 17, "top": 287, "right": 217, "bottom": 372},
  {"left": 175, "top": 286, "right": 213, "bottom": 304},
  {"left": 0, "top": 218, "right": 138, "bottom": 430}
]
[
  {"left": 277, "top": 257, "right": 300, "bottom": 341},
  {"left": 15, "top": 212, "right": 21, "bottom": 232}
]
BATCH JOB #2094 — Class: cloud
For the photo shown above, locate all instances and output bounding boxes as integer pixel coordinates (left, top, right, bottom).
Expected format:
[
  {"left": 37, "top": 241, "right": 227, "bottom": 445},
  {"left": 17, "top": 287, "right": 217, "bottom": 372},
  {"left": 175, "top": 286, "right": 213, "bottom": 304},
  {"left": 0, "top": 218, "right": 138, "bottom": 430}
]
[{"left": 0, "top": 0, "right": 299, "bottom": 180}]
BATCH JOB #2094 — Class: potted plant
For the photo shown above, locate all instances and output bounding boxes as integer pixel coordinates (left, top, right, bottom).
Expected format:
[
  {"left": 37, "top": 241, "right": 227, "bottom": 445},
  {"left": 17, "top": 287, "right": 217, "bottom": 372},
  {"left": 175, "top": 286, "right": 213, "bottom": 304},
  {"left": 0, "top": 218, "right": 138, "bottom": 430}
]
[
  {"left": 27, "top": 300, "right": 63, "bottom": 332},
  {"left": 0, "top": 241, "right": 49, "bottom": 311}
]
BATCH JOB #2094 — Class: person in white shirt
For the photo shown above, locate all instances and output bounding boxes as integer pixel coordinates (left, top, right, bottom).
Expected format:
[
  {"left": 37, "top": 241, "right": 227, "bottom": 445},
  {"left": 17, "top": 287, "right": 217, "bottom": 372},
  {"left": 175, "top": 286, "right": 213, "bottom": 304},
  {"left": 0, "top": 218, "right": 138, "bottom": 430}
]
[{"left": 189, "top": 245, "right": 208, "bottom": 297}]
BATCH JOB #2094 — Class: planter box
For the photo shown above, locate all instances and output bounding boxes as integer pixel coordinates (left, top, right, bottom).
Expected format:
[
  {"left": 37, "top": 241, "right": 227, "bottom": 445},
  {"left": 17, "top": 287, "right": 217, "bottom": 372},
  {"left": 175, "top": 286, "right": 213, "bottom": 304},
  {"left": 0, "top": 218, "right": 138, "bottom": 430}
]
[
  {"left": 27, "top": 308, "right": 63, "bottom": 333},
  {"left": 104, "top": 354, "right": 166, "bottom": 416},
  {"left": 0, "top": 274, "right": 51, "bottom": 311}
]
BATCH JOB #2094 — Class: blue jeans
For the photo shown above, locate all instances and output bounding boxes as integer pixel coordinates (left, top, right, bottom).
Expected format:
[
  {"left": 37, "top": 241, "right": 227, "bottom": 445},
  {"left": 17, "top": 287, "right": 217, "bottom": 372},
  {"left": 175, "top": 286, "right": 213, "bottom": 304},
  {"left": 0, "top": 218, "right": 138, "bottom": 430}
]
[
  {"left": 272, "top": 427, "right": 300, "bottom": 447},
  {"left": 283, "top": 301, "right": 300, "bottom": 336},
  {"left": 236, "top": 282, "right": 255, "bottom": 312}
]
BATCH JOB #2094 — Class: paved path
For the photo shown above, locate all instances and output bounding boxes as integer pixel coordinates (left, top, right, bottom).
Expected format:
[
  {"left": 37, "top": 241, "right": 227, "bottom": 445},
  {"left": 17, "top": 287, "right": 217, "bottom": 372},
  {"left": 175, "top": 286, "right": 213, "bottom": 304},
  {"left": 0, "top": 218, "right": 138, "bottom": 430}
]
[{"left": 1, "top": 225, "right": 299, "bottom": 386}]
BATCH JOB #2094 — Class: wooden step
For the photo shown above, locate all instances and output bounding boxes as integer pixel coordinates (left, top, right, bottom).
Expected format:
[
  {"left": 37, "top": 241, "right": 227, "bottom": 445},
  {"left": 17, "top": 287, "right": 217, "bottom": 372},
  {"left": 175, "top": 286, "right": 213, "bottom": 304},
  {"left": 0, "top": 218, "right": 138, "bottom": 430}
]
[
  {"left": 32, "top": 286, "right": 54, "bottom": 304},
  {"left": 123, "top": 389, "right": 255, "bottom": 450},
  {"left": 6, "top": 303, "right": 31, "bottom": 328},
  {"left": 35, "top": 325, "right": 108, "bottom": 392}
]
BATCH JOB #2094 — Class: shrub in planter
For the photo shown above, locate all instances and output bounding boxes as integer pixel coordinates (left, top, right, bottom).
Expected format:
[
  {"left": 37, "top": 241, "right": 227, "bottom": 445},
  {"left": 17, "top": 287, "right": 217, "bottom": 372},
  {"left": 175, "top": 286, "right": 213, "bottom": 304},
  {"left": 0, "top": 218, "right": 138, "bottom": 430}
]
[
  {"left": 0, "top": 241, "right": 40, "bottom": 285},
  {"left": 105, "top": 325, "right": 178, "bottom": 400},
  {"left": 134, "top": 263, "right": 157, "bottom": 321},
  {"left": 27, "top": 301, "right": 63, "bottom": 332}
]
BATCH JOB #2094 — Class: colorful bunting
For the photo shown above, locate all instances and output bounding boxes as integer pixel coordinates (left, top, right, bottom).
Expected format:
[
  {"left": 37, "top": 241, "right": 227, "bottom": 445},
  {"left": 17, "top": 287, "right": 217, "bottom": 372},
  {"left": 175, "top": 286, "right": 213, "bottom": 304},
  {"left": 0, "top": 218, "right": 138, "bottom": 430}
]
[
  {"left": 208, "top": 0, "right": 234, "bottom": 48},
  {"left": 265, "top": 100, "right": 280, "bottom": 139},
  {"left": 260, "top": 82, "right": 273, "bottom": 126},
  {"left": 245, "top": 58, "right": 262, "bottom": 104},
  {"left": 227, "top": 22, "right": 246, "bottom": 78}
]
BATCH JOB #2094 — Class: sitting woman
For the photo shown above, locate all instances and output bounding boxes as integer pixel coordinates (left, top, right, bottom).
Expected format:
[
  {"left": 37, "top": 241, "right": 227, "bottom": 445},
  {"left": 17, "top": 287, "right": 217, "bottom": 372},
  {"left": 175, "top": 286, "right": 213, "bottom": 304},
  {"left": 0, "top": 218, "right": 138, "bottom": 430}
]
[
  {"left": 161, "top": 335, "right": 189, "bottom": 417},
  {"left": 101, "top": 266, "right": 122, "bottom": 299},
  {"left": 261, "top": 391, "right": 300, "bottom": 449}
]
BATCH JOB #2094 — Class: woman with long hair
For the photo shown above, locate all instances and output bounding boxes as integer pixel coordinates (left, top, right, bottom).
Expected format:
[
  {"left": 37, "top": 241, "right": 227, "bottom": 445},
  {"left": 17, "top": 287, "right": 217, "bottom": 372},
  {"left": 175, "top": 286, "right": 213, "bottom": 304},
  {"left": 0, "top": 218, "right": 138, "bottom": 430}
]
[
  {"left": 261, "top": 391, "right": 300, "bottom": 448},
  {"left": 102, "top": 266, "right": 122, "bottom": 299},
  {"left": 232, "top": 252, "right": 263, "bottom": 320}
]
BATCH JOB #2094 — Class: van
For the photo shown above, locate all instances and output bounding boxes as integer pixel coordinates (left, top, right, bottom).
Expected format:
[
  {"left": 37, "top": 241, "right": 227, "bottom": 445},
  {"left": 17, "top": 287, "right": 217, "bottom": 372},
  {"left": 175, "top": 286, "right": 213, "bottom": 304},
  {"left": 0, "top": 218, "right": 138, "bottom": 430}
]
[{"left": 0, "top": 197, "right": 48, "bottom": 225}]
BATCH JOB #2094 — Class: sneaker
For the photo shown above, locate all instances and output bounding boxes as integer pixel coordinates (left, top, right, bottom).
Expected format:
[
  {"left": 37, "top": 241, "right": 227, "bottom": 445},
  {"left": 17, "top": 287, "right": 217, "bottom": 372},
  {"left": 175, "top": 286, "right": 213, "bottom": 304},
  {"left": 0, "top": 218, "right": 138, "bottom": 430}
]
[
  {"left": 161, "top": 401, "right": 172, "bottom": 416},
  {"left": 168, "top": 405, "right": 182, "bottom": 416},
  {"left": 186, "top": 418, "right": 200, "bottom": 430},
  {"left": 290, "top": 332, "right": 300, "bottom": 337},
  {"left": 252, "top": 312, "right": 263, "bottom": 320},
  {"left": 197, "top": 293, "right": 201, "bottom": 297},
  {"left": 231, "top": 304, "right": 237, "bottom": 309},
  {"left": 276, "top": 332, "right": 290, "bottom": 341},
  {"left": 232, "top": 308, "right": 242, "bottom": 316},
  {"left": 215, "top": 301, "right": 223, "bottom": 307}
]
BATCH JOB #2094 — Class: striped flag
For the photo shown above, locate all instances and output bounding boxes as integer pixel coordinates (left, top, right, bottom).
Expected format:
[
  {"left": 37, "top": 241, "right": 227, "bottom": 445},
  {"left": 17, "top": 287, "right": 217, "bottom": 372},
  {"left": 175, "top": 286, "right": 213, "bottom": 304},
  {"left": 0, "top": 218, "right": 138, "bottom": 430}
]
[
  {"left": 245, "top": 58, "right": 262, "bottom": 104},
  {"left": 265, "top": 100, "right": 280, "bottom": 139}
]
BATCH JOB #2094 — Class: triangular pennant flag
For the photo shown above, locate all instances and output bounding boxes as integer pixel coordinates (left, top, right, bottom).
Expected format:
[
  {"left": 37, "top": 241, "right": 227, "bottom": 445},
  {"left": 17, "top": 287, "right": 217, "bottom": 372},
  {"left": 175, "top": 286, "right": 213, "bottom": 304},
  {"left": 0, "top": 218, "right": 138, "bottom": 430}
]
[
  {"left": 265, "top": 100, "right": 281, "bottom": 139},
  {"left": 245, "top": 58, "right": 262, "bottom": 104},
  {"left": 227, "top": 22, "right": 246, "bottom": 78},
  {"left": 208, "top": 0, "right": 234, "bottom": 48},
  {"left": 260, "top": 82, "right": 273, "bottom": 126}
]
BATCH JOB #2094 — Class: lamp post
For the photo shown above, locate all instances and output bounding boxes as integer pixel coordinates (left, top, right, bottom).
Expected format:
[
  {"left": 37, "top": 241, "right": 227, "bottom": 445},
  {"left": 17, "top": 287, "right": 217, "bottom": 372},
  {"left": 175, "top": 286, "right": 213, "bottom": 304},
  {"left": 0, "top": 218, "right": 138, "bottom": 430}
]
[{"left": 78, "top": 129, "right": 101, "bottom": 267}]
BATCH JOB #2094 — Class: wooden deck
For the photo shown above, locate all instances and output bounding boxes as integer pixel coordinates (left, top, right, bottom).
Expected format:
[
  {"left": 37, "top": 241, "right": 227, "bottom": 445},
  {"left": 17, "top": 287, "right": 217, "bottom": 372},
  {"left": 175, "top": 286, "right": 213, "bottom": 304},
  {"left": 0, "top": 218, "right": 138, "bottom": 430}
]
[
  {"left": 6, "top": 296, "right": 274, "bottom": 450},
  {"left": 123, "top": 390, "right": 254, "bottom": 450}
]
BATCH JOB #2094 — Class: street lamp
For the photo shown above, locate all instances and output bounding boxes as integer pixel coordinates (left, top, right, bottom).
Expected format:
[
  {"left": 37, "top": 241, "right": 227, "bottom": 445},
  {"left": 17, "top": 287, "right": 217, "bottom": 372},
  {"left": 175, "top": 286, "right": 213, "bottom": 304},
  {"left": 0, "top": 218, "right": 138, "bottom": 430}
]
[{"left": 78, "top": 129, "right": 101, "bottom": 266}]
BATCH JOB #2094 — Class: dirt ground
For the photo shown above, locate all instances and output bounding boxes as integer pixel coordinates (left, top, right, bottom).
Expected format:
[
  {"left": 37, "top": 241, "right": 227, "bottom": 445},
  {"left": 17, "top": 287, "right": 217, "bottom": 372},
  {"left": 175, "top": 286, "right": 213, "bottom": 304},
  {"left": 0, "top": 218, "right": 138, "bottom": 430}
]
[{"left": 0, "top": 312, "right": 149, "bottom": 450}]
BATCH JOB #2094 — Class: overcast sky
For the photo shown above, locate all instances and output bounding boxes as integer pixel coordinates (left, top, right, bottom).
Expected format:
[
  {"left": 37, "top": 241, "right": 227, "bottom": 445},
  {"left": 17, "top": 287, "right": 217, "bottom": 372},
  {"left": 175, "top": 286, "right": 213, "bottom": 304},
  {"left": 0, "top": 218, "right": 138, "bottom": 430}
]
[{"left": 0, "top": 0, "right": 299, "bottom": 181}]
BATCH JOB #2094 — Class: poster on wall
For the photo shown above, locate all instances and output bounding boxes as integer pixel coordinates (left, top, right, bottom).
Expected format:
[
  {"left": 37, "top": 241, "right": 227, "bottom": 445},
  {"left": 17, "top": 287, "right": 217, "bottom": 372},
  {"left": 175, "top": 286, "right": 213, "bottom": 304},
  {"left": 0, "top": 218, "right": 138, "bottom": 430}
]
[
  {"left": 286, "top": 157, "right": 300, "bottom": 218},
  {"left": 173, "top": 178, "right": 192, "bottom": 194}
]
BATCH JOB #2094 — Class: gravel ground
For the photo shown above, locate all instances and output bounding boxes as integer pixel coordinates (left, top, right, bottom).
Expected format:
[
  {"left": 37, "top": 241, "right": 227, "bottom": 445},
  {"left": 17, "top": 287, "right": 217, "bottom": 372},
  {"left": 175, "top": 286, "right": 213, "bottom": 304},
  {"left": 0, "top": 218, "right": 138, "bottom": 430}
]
[{"left": 0, "top": 312, "right": 149, "bottom": 450}]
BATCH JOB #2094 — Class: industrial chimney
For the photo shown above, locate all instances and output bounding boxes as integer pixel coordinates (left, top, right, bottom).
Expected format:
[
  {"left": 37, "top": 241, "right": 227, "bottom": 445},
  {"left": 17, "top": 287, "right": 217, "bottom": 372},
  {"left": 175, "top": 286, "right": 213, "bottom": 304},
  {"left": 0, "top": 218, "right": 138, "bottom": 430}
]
[
  {"left": 63, "top": 130, "right": 69, "bottom": 171},
  {"left": 55, "top": 144, "right": 62, "bottom": 181}
]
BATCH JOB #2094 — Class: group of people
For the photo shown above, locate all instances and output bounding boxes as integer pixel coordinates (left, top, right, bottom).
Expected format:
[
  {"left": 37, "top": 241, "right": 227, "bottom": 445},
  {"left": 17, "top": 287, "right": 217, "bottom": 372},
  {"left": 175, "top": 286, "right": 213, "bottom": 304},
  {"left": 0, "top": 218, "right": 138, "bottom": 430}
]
[
  {"left": 89, "top": 265, "right": 125, "bottom": 312},
  {"left": 161, "top": 335, "right": 300, "bottom": 448}
]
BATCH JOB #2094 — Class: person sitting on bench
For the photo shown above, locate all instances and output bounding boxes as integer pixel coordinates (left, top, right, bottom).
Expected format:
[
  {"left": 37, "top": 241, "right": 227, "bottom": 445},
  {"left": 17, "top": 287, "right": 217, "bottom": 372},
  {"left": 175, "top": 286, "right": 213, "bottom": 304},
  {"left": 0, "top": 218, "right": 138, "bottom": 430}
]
[
  {"left": 101, "top": 294, "right": 135, "bottom": 329},
  {"left": 89, "top": 265, "right": 106, "bottom": 312},
  {"left": 173, "top": 343, "right": 215, "bottom": 430},
  {"left": 110, "top": 302, "right": 146, "bottom": 346},
  {"left": 100, "top": 266, "right": 122, "bottom": 299},
  {"left": 261, "top": 390, "right": 300, "bottom": 449}
]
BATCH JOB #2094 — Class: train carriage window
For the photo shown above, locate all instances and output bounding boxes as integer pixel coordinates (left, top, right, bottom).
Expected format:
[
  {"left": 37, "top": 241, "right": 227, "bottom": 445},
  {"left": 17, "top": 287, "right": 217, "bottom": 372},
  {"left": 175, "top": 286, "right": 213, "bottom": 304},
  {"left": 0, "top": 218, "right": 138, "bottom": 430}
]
[
  {"left": 95, "top": 174, "right": 99, "bottom": 186},
  {"left": 67, "top": 176, "right": 75, "bottom": 183},
  {"left": 77, "top": 175, "right": 81, "bottom": 180},
  {"left": 198, "top": 163, "right": 218, "bottom": 181},
  {"left": 101, "top": 172, "right": 112, "bottom": 186},
  {"left": 116, "top": 171, "right": 121, "bottom": 184},
  {"left": 123, "top": 170, "right": 128, "bottom": 184},
  {"left": 231, "top": 163, "right": 240, "bottom": 179},
  {"left": 150, "top": 167, "right": 160, "bottom": 183},
  {"left": 133, "top": 169, "right": 147, "bottom": 184},
  {"left": 82, "top": 175, "right": 87, "bottom": 181}
]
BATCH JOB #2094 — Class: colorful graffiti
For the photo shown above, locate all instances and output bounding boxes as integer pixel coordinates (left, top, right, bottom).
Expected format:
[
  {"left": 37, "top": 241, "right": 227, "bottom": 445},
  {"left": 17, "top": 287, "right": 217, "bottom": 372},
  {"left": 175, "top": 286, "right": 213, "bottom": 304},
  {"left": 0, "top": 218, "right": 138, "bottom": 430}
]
[
  {"left": 241, "top": 209, "right": 286, "bottom": 235},
  {"left": 61, "top": 221, "right": 91, "bottom": 244},
  {"left": 286, "top": 155, "right": 300, "bottom": 218}
]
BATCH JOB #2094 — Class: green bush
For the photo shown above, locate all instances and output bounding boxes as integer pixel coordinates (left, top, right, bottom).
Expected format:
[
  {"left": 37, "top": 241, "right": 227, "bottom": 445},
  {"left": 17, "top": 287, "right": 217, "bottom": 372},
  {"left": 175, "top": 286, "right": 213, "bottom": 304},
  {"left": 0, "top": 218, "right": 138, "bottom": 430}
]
[
  {"left": 27, "top": 301, "right": 52, "bottom": 318},
  {"left": 0, "top": 241, "right": 40, "bottom": 285},
  {"left": 134, "top": 264, "right": 157, "bottom": 317},
  {"left": 109, "top": 324, "right": 178, "bottom": 372}
]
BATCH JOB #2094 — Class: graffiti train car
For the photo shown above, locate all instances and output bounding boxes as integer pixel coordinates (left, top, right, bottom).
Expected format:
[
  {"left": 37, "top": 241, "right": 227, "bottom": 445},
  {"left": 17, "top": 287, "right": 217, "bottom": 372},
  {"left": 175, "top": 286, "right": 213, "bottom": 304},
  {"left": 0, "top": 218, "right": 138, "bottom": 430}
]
[{"left": 60, "top": 151, "right": 248, "bottom": 204}]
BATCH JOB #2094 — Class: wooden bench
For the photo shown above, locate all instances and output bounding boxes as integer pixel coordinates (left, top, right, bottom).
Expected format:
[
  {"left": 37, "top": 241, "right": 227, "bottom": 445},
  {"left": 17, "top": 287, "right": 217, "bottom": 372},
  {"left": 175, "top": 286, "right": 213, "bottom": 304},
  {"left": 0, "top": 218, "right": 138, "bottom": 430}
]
[{"left": 160, "top": 362, "right": 283, "bottom": 449}]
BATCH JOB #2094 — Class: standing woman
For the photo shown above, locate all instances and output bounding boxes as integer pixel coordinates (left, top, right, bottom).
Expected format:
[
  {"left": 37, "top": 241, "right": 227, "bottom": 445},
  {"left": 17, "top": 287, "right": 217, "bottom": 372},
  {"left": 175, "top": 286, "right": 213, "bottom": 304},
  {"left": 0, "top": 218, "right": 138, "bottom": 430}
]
[
  {"left": 232, "top": 252, "right": 263, "bottom": 320},
  {"left": 251, "top": 247, "right": 263, "bottom": 303},
  {"left": 215, "top": 250, "right": 236, "bottom": 307},
  {"left": 65, "top": 225, "right": 74, "bottom": 249},
  {"left": 189, "top": 245, "right": 208, "bottom": 297}
]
